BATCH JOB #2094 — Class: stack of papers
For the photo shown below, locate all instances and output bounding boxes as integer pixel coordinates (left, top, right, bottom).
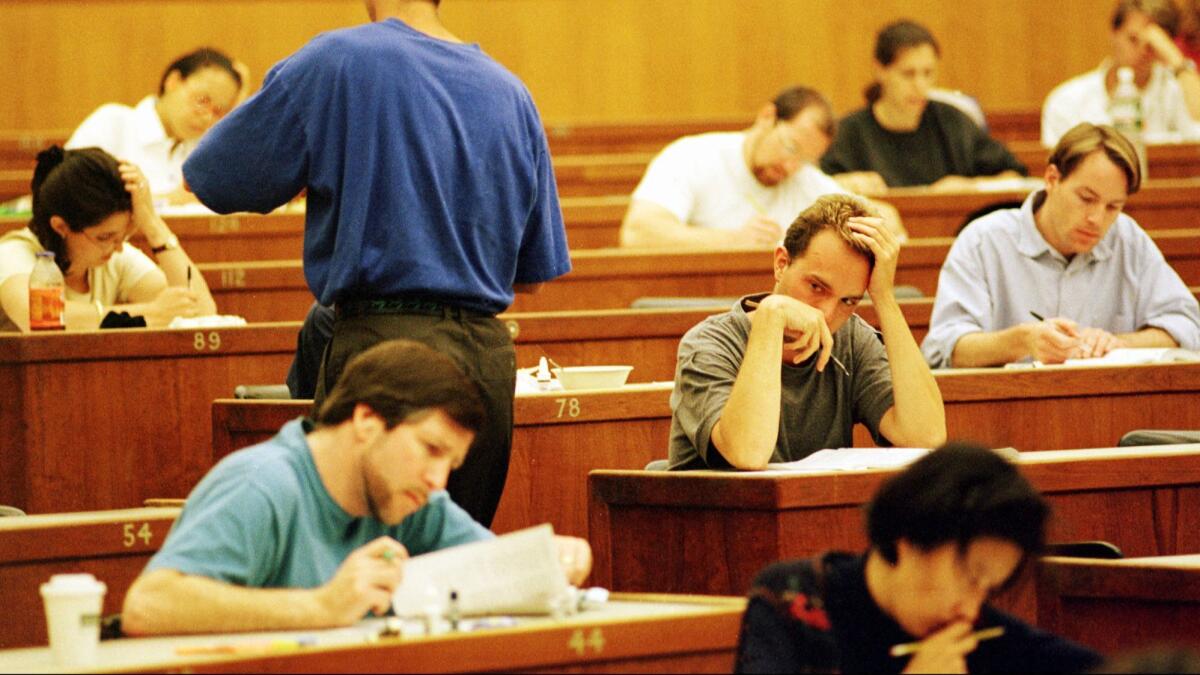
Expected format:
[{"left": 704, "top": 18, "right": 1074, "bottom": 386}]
[
  {"left": 1061, "top": 348, "right": 1200, "bottom": 367},
  {"left": 391, "top": 525, "right": 568, "bottom": 617},
  {"left": 767, "top": 447, "right": 929, "bottom": 472}
]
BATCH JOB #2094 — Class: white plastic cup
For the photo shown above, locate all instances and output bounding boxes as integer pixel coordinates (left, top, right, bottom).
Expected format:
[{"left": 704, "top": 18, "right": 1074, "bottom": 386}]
[{"left": 39, "top": 573, "right": 107, "bottom": 667}]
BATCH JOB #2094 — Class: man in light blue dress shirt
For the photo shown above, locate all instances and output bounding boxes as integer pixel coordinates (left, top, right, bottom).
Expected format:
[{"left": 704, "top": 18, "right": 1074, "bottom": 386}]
[{"left": 922, "top": 123, "right": 1200, "bottom": 368}]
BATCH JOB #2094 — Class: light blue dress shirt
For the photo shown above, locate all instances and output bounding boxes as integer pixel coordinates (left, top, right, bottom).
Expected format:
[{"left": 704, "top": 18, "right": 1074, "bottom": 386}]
[{"left": 922, "top": 191, "right": 1200, "bottom": 368}]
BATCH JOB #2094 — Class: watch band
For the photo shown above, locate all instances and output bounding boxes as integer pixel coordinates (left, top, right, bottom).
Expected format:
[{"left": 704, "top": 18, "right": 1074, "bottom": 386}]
[
  {"left": 150, "top": 234, "right": 180, "bottom": 255},
  {"left": 1173, "top": 59, "right": 1197, "bottom": 77}
]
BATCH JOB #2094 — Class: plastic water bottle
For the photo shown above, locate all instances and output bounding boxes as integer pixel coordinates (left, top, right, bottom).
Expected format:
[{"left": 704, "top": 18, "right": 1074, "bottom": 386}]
[
  {"left": 1109, "top": 67, "right": 1149, "bottom": 180},
  {"left": 29, "top": 250, "right": 65, "bottom": 330}
]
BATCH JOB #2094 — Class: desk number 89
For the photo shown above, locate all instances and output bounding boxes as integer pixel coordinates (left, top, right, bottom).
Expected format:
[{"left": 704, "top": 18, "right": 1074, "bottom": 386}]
[{"left": 193, "top": 332, "right": 221, "bottom": 351}]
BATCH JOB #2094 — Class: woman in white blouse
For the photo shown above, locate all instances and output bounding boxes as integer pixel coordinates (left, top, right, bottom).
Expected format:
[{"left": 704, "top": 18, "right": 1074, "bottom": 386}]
[
  {"left": 0, "top": 146, "right": 216, "bottom": 332},
  {"left": 65, "top": 48, "right": 248, "bottom": 204}
]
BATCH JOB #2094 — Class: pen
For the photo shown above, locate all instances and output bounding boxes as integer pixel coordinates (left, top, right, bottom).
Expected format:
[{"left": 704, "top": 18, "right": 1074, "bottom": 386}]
[
  {"left": 889, "top": 626, "right": 1005, "bottom": 658},
  {"left": 187, "top": 266, "right": 192, "bottom": 291},
  {"left": 1029, "top": 311, "right": 1045, "bottom": 321},
  {"left": 743, "top": 192, "right": 768, "bottom": 217}
]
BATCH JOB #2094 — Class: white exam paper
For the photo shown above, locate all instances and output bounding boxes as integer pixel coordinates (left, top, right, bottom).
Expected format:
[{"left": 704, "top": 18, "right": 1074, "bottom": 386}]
[{"left": 767, "top": 447, "right": 929, "bottom": 472}]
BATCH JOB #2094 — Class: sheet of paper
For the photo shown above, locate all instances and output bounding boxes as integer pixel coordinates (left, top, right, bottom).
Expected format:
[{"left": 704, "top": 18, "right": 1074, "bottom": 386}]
[
  {"left": 391, "top": 524, "right": 568, "bottom": 617},
  {"left": 767, "top": 447, "right": 929, "bottom": 472},
  {"left": 1061, "top": 348, "right": 1200, "bottom": 367}
]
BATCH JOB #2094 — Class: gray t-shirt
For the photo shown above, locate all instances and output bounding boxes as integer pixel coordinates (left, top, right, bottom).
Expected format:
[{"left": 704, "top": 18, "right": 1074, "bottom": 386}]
[{"left": 669, "top": 294, "right": 896, "bottom": 470}]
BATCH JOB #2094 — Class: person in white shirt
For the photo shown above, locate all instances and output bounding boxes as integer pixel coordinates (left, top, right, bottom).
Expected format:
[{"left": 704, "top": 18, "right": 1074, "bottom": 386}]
[
  {"left": 1042, "top": 0, "right": 1200, "bottom": 147},
  {"left": 65, "top": 48, "right": 248, "bottom": 203},
  {"left": 0, "top": 147, "right": 216, "bottom": 332},
  {"left": 620, "top": 86, "right": 905, "bottom": 249}
]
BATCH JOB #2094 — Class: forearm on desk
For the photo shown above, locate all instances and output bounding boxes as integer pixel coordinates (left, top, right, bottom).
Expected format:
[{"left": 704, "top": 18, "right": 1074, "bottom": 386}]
[
  {"left": 122, "top": 569, "right": 331, "bottom": 635},
  {"left": 1117, "top": 327, "right": 1178, "bottom": 348},
  {"left": 875, "top": 295, "right": 945, "bottom": 446},
  {"left": 950, "top": 325, "right": 1030, "bottom": 368},
  {"left": 710, "top": 311, "right": 785, "bottom": 470},
  {"left": 620, "top": 203, "right": 740, "bottom": 248}
]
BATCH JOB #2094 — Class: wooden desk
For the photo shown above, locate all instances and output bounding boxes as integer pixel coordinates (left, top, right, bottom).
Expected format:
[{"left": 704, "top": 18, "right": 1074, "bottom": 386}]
[
  {"left": 553, "top": 153, "right": 654, "bottom": 197},
  {"left": 0, "top": 168, "right": 29, "bottom": 202},
  {"left": 0, "top": 325, "right": 297, "bottom": 514},
  {"left": 202, "top": 230, "right": 1200, "bottom": 320},
  {"left": 987, "top": 109, "right": 1041, "bottom": 143},
  {"left": 588, "top": 445, "right": 1200, "bottom": 601},
  {"left": 544, "top": 117, "right": 745, "bottom": 155},
  {"left": 0, "top": 594, "right": 744, "bottom": 674},
  {"left": 1013, "top": 141, "right": 1200, "bottom": 179},
  {"left": 0, "top": 507, "right": 180, "bottom": 649},
  {"left": 213, "top": 362, "right": 1200, "bottom": 544},
  {"left": 0, "top": 130, "right": 67, "bottom": 172},
  {"left": 1036, "top": 555, "right": 1200, "bottom": 653}
]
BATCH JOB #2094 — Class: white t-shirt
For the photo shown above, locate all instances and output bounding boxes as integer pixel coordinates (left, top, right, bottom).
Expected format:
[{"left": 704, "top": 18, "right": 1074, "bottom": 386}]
[
  {"left": 631, "top": 132, "right": 847, "bottom": 232},
  {"left": 65, "top": 96, "right": 196, "bottom": 196},
  {"left": 1041, "top": 60, "right": 1200, "bottom": 147},
  {"left": 0, "top": 228, "right": 159, "bottom": 332}
]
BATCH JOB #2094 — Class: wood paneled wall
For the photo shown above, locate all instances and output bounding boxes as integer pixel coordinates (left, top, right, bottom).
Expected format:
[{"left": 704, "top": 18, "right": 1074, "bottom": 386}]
[{"left": 0, "top": 0, "right": 1111, "bottom": 130}]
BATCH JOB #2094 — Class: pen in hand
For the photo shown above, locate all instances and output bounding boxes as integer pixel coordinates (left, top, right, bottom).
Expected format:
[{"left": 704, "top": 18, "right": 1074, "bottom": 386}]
[{"left": 1029, "top": 311, "right": 1045, "bottom": 322}]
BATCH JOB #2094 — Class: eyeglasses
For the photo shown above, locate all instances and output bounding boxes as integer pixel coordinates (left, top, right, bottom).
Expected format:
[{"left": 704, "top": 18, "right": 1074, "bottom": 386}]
[
  {"left": 774, "top": 124, "right": 804, "bottom": 158},
  {"left": 80, "top": 227, "right": 133, "bottom": 249}
]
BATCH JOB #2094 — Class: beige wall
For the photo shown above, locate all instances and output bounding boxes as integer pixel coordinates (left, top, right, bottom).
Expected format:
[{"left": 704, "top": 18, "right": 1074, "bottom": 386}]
[{"left": 0, "top": 0, "right": 1113, "bottom": 130}]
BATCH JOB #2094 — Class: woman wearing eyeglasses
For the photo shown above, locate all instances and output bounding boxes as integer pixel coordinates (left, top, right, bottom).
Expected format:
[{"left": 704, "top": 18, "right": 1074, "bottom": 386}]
[
  {"left": 820, "top": 20, "right": 1027, "bottom": 196},
  {"left": 0, "top": 146, "right": 216, "bottom": 332},
  {"left": 65, "top": 48, "right": 249, "bottom": 205}
]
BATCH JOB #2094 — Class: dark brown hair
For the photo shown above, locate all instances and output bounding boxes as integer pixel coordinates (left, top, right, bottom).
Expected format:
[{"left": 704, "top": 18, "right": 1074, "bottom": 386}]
[
  {"left": 158, "top": 47, "right": 242, "bottom": 96},
  {"left": 313, "top": 339, "right": 485, "bottom": 434},
  {"left": 772, "top": 86, "right": 836, "bottom": 138},
  {"left": 783, "top": 193, "right": 876, "bottom": 267},
  {"left": 865, "top": 20, "right": 941, "bottom": 104},
  {"left": 1112, "top": 0, "right": 1180, "bottom": 36},
  {"left": 30, "top": 146, "right": 132, "bottom": 272},
  {"left": 1049, "top": 123, "right": 1142, "bottom": 194}
]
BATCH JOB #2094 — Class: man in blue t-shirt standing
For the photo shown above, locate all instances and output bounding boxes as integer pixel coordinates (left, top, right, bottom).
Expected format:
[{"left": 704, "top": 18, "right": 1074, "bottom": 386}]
[
  {"left": 121, "top": 341, "right": 591, "bottom": 635},
  {"left": 182, "top": 0, "right": 572, "bottom": 527}
]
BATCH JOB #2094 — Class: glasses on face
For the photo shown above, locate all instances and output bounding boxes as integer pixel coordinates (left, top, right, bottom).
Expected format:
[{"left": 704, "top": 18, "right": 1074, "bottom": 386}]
[
  {"left": 80, "top": 227, "right": 133, "bottom": 250},
  {"left": 774, "top": 124, "right": 805, "bottom": 158}
]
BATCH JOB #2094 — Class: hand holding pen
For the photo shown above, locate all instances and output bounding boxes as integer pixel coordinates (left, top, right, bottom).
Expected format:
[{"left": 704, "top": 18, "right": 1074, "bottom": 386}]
[{"left": 1027, "top": 312, "right": 1081, "bottom": 364}]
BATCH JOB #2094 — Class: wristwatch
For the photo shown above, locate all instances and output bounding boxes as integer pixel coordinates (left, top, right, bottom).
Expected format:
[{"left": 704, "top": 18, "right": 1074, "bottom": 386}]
[
  {"left": 150, "top": 234, "right": 180, "bottom": 255},
  {"left": 1173, "top": 59, "right": 1197, "bottom": 77}
]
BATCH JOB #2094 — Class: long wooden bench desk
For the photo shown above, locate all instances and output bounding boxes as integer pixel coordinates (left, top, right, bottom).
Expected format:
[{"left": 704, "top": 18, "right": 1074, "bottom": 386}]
[
  {"left": 587, "top": 444, "right": 1200, "bottom": 604},
  {"left": 1012, "top": 141, "right": 1200, "bottom": 179},
  {"left": 214, "top": 363, "right": 1200, "bottom": 550},
  {"left": 0, "top": 507, "right": 180, "bottom": 649},
  {"left": 201, "top": 229, "right": 1200, "bottom": 320},
  {"left": 0, "top": 594, "right": 744, "bottom": 673},
  {"left": 1036, "top": 555, "right": 1200, "bottom": 653},
  {"left": 0, "top": 325, "right": 297, "bottom": 514}
]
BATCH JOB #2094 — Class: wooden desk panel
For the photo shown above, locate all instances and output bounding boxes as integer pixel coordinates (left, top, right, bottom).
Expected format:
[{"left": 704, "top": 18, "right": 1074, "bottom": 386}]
[
  {"left": 201, "top": 229, "right": 1199, "bottom": 320},
  {"left": 553, "top": 153, "right": 654, "bottom": 197},
  {"left": 0, "top": 168, "right": 28, "bottom": 202},
  {"left": 544, "top": 118, "right": 745, "bottom": 155},
  {"left": 1013, "top": 142, "right": 1200, "bottom": 180},
  {"left": 0, "top": 507, "right": 179, "bottom": 649},
  {"left": 1036, "top": 555, "right": 1200, "bottom": 653},
  {"left": 0, "top": 594, "right": 745, "bottom": 674},
  {"left": 588, "top": 445, "right": 1200, "bottom": 602},
  {"left": 0, "top": 130, "right": 66, "bottom": 172},
  {"left": 212, "top": 363, "right": 1200, "bottom": 546},
  {"left": 0, "top": 325, "right": 296, "bottom": 514}
]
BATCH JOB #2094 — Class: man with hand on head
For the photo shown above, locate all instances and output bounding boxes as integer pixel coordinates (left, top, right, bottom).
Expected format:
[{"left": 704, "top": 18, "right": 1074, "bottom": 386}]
[
  {"left": 668, "top": 194, "right": 944, "bottom": 471},
  {"left": 1042, "top": 0, "right": 1200, "bottom": 146},
  {"left": 735, "top": 443, "right": 1102, "bottom": 673},
  {"left": 121, "top": 340, "right": 592, "bottom": 635},
  {"left": 922, "top": 123, "right": 1200, "bottom": 369},
  {"left": 620, "top": 87, "right": 906, "bottom": 249}
]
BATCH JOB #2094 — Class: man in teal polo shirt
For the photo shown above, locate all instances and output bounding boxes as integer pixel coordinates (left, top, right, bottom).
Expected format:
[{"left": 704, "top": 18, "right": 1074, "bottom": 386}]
[{"left": 121, "top": 340, "right": 591, "bottom": 634}]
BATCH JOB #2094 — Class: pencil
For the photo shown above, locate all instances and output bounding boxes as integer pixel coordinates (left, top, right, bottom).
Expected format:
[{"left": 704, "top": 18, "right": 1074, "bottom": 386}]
[
  {"left": 187, "top": 266, "right": 192, "bottom": 291},
  {"left": 1029, "top": 311, "right": 1045, "bottom": 321},
  {"left": 889, "top": 625, "right": 1005, "bottom": 658}
]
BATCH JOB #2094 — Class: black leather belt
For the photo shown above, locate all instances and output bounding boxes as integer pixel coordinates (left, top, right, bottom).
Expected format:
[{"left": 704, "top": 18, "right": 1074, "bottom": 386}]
[{"left": 335, "top": 298, "right": 491, "bottom": 319}]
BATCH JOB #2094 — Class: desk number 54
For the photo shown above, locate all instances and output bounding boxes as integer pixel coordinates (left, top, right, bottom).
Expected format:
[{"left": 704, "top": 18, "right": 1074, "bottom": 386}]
[{"left": 122, "top": 523, "right": 154, "bottom": 548}]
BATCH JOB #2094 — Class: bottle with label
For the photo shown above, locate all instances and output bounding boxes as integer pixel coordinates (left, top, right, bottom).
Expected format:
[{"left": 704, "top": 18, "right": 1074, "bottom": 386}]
[
  {"left": 29, "top": 250, "right": 66, "bottom": 330},
  {"left": 1109, "top": 66, "right": 1149, "bottom": 180}
]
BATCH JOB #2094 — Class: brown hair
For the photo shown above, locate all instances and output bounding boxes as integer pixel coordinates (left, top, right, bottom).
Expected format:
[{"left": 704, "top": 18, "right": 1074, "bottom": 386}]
[
  {"left": 865, "top": 20, "right": 941, "bottom": 104},
  {"left": 1112, "top": 0, "right": 1180, "bottom": 36},
  {"left": 772, "top": 86, "right": 836, "bottom": 138},
  {"left": 783, "top": 194, "right": 876, "bottom": 266},
  {"left": 30, "top": 146, "right": 132, "bottom": 273},
  {"left": 313, "top": 340, "right": 485, "bottom": 434},
  {"left": 1048, "top": 123, "right": 1142, "bottom": 194}
]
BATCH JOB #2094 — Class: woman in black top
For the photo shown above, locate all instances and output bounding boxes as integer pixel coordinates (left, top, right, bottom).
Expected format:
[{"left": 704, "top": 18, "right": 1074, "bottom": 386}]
[
  {"left": 734, "top": 444, "right": 1103, "bottom": 674},
  {"left": 820, "top": 21, "right": 1027, "bottom": 194}
]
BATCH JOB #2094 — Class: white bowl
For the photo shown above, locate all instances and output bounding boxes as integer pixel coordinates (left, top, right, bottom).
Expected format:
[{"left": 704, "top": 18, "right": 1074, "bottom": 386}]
[{"left": 552, "top": 366, "right": 633, "bottom": 390}]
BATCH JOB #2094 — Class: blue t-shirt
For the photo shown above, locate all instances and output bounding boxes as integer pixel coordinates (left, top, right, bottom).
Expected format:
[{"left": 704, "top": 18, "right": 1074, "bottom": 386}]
[
  {"left": 183, "top": 19, "right": 571, "bottom": 314},
  {"left": 145, "top": 418, "right": 492, "bottom": 590}
]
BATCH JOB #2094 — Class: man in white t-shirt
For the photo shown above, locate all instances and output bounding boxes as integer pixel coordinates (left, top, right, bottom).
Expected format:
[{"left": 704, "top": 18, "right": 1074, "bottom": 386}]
[
  {"left": 1042, "top": 0, "right": 1200, "bottom": 147},
  {"left": 620, "top": 86, "right": 904, "bottom": 249}
]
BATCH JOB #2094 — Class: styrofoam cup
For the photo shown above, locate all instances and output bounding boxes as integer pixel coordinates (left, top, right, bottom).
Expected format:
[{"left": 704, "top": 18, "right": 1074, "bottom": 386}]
[{"left": 40, "top": 573, "right": 106, "bottom": 666}]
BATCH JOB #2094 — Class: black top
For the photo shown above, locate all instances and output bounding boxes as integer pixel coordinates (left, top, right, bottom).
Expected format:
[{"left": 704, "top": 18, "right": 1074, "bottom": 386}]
[
  {"left": 734, "top": 552, "right": 1103, "bottom": 674},
  {"left": 819, "top": 101, "right": 1028, "bottom": 188}
]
